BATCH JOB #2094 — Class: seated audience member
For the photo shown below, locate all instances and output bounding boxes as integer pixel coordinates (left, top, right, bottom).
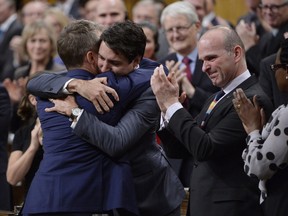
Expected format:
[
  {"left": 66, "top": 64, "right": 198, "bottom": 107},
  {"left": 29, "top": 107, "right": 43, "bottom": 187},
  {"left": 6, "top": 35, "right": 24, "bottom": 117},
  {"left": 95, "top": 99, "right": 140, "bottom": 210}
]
[{"left": 233, "top": 37, "right": 288, "bottom": 216}]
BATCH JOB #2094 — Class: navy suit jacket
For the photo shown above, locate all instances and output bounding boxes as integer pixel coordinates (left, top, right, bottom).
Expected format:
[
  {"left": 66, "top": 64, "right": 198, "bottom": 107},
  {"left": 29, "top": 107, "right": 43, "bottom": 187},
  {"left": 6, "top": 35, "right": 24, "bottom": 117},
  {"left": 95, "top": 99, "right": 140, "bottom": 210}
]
[
  {"left": 158, "top": 76, "right": 273, "bottom": 216},
  {"left": 22, "top": 67, "right": 156, "bottom": 214},
  {"left": 27, "top": 58, "right": 185, "bottom": 216}
]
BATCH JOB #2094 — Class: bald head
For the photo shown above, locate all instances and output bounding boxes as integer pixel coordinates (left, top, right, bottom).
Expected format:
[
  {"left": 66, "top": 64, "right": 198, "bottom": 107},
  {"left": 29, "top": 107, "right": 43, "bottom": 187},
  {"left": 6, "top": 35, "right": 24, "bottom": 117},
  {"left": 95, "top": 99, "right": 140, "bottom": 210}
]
[{"left": 94, "top": 0, "right": 127, "bottom": 27}]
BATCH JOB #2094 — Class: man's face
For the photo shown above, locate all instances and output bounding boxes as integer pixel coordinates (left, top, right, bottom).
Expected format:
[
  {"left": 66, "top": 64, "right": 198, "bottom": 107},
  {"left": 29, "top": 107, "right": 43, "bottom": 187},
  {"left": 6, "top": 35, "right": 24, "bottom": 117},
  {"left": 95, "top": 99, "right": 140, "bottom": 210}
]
[
  {"left": 95, "top": 0, "right": 126, "bottom": 27},
  {"left": 198, "top": 31, "right": 237, "bottom": 88},
  {"left": 261, "top": 0, "right": 288, "bottom": 28},
  {"left": 132, "top": 4, "right": 159, "bottom": 27},
  {"left": 183, "top": 0, "right": 206, "bottom": 22},
  {"left": 163, "top": 14, "right": 199, "bottom": 56},
  {"left": 97, "top": 41, "right": 137, "bottom": 75}
]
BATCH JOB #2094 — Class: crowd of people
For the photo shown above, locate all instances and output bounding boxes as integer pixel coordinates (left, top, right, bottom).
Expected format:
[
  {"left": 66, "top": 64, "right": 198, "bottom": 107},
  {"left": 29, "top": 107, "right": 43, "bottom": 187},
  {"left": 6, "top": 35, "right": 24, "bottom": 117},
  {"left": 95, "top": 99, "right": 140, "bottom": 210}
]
[{"left": 1, "top": 0, "right": 288, "bottom": 216}]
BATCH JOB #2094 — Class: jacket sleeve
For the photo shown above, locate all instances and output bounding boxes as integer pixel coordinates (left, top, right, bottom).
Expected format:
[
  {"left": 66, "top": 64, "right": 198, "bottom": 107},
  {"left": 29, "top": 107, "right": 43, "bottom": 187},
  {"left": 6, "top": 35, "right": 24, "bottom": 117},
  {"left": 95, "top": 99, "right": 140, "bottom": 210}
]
[
  {"left": 27, "top": 71, "right": 69, "bottom": 99},
  {"left": 73, "top": 88, "right": 160, "bottom": 158}
]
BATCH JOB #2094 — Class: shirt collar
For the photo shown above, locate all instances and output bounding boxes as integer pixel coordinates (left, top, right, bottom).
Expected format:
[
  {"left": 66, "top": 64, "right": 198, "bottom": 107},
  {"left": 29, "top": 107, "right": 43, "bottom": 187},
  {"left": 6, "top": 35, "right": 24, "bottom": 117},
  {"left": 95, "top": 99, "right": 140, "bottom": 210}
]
[
  {"left": 0, "top": 14, "right": 17, "bottom": 32},
  {"left": 176, "top": 48, "right": 198, "bottom": 63},
  {"left": 222, "top": 70, "right": 251, "bottom": 94}
]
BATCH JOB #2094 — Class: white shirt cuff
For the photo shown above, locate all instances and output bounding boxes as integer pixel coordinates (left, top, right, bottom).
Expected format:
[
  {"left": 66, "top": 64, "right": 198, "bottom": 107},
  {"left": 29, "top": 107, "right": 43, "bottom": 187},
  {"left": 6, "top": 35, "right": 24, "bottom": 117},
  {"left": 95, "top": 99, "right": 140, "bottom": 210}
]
[
  {"left": 165, "top": 102, "right": 183, "bottom": 120},
  {"left": 62, "top": 78, "right": 75, "bottom": 94}
]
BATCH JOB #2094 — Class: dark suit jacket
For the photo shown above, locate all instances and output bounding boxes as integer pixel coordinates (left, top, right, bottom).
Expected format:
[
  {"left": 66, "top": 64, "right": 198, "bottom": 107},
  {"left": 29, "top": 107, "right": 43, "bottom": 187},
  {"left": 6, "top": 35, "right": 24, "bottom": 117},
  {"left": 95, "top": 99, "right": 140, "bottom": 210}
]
[
  {"left": 159, "top": 52, "right": 220, "bottom": 186},
  {"left": 0, "top": 18, "right": 23, "bottom": 81},
  {"left": 26, "top": 59, "right": 185, "bottom": 216},
  {"left": 23, "top": 69, "right": 140, "bottom": 215},
  {"left": 0, "top": 85, "right": 12, "bottom": 211},
  {"left": 259, "top": 53, "right": 288, "bottom": 108},
  {"left": 246, "top": 21, "right": 288, "bottom": 76},
  {"left": 158, "top": 76, "right": 273, "bottom": 216}
]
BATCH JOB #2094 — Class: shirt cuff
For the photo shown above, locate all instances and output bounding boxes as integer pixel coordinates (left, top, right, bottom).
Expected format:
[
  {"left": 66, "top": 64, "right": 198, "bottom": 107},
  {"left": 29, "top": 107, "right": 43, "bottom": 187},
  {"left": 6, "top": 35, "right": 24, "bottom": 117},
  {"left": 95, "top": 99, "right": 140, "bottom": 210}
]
[
  {"left": 70, "top": 109, "right": 84, "bottom": 129},
  {"left": 62, "top": 78, "right": 75, "bottom": 94},
  {"left": 165, "top": 102, "right": 183, "bottom": 121}
]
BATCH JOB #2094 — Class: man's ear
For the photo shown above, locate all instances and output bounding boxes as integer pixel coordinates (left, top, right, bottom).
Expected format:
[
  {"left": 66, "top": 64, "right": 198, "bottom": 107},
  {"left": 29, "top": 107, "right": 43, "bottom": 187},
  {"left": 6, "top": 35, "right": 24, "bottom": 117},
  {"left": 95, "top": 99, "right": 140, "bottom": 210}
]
[
  {"left": 133, "top": 56, "right": 142, "bottom": 68},
  {"left": 86, "top": 51, "right": 97, "bottom": 64}
]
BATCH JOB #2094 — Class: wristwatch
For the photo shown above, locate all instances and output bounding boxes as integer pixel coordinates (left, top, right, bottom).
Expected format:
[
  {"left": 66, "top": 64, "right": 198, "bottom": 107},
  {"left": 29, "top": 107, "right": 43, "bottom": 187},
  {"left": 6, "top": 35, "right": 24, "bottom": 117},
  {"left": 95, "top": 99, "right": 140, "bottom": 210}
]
[{"left": 70, "top": 107, "right": 82, "bottom": 121}]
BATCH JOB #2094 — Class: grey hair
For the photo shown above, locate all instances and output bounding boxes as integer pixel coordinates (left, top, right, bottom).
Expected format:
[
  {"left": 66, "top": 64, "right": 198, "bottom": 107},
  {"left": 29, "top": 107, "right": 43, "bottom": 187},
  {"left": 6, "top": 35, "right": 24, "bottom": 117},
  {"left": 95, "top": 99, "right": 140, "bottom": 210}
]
[{"left": 160, "top": 1, "right": 199, "bottom": 26}]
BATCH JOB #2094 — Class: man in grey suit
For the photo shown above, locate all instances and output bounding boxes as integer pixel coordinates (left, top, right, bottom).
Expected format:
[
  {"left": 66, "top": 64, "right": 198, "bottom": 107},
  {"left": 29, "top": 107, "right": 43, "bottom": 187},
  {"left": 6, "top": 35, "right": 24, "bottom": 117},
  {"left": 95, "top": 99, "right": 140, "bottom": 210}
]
[
  {"left": 27, "top": 21, "right": 185, "bottom": 216},
  {"left": 151, "top": 26, "right": 273, "bottom": 216}
]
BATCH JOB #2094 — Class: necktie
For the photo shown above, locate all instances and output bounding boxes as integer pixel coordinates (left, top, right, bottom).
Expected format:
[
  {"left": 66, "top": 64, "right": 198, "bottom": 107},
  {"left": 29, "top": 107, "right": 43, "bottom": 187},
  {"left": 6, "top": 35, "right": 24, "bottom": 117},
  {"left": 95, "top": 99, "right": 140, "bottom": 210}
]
[
  {"left": 200, "top": 90, "right": 225, "bottom": 128},
  {"left": 182, "top": 57, "right": 192, "bottom": 81}
]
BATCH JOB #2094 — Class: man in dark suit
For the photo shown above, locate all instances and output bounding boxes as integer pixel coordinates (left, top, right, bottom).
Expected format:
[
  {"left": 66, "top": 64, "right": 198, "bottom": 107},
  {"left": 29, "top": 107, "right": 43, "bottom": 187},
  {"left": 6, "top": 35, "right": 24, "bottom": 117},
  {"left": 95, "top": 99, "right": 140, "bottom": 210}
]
[
  {"left": 27, "top": 20, "right": 185, "bottom": 216},
  {"left": 159, "top": 1, "right": 219, "bottom": 187},
  {"left": 0, "top": 85, "right": 13, "bottom": 211},
  {"left": 0, "top": 0, "right": 23, "bottom": 81},
  {"left": 236, "top": 0, "right": 288, "bottom": 76},
  {"left": 151, "top": 26, "right": 274, "bottom": 216}
]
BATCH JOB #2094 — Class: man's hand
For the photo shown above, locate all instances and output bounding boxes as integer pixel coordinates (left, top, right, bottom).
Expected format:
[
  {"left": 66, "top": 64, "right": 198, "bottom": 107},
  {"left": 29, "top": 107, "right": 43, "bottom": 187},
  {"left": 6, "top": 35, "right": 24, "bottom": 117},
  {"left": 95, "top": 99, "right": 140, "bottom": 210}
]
[
  {"left": 67, "top": 77, "right": 119, "bottom": 113},
  {"left": 45, "top": 95, "right": 78, "bottom": 117},
  {"left": 151, "top": 65, "right": 179, "bottom": 113}
]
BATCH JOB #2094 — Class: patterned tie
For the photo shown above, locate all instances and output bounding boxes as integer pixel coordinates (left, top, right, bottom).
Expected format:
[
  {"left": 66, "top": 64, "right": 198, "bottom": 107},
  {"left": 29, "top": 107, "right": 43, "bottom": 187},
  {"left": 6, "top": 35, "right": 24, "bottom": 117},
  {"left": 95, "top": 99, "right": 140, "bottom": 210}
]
[
  {"left": 200, "top": 90, "right": 225, "bottom": 128},
  {"left": 182, "top": 57, "right": 192, "bottom": 81}
]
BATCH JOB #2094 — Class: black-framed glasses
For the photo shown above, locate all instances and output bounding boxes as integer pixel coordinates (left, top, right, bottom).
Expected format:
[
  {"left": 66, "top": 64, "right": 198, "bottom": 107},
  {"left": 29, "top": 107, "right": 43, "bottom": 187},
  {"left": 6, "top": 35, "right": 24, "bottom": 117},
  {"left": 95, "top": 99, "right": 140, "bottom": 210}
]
[
  {"left": 270, "top": 63, "right": 288, "bottom": 72},
  {"left": 259, "top": 2, "right": 288, "bottom": 13},
  {"left": 164, "top": 23, "right": 194, "bottom": 35}
]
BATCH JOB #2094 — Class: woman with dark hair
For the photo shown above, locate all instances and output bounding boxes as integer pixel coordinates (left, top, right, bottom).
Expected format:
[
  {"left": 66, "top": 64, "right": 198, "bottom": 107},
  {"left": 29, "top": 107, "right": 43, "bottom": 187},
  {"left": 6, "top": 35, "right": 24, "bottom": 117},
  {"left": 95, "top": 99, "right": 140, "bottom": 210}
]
[{"left": 233, "top": 36, "right": 288, "bottom": 216}]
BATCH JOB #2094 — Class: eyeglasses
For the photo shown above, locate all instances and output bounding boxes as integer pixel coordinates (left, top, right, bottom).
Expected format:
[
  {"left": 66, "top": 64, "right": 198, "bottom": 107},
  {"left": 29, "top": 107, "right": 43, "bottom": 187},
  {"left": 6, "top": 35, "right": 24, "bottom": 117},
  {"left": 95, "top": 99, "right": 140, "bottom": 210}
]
[
  {"left": 270, "top": 63, "right": 288, "bottom": 72},
  {"left": 164, "top": 23, "right": 194, "bottom": 35},
  {"left": 259, "top": 2, "right": 288, "bottom": 13}
]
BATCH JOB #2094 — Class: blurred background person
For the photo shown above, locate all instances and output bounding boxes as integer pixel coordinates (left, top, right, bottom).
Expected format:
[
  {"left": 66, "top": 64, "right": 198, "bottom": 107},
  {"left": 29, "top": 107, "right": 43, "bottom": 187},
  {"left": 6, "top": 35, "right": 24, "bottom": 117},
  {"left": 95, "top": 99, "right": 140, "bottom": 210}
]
[
  {"left": 3, "top": 20, "right": 65, "bottom": 153},
  {"left": 202, "top": 0, "right": 234, "bottom": 29},
  {"left": 0, "top": 0, "right": 23, "bottom": 81},
  {"left": 236, "top": 0, "right": 288, "bottom": 76},
  {"left": 53, "top": 0, "right": 82, "bottom": 20},
  {"left": 93, "top": 0, "right": 128, "bottom": 27},
  {"left": 232, "top": 36, "right": 288, "bottom": 216},
  {"left": 138, "top": 21, "right": 159, "bottom": 61},
  {"left": 83, "top": 0, "right": 99, "bottom": 21},
  {"left": 43, "top": 7, "right": 70, "bottom": 65},
  {"left": 0, "top": 84, "right": 13, "bottom": 212},
  {"left": 7, "top": 92, "right": 43, "bottom": 200},
  {"left": 9, "top": 0, "right": 49, "bottom": 74},
  {"left": 132, "top": 0, "right": 170, "bottom": 61}
]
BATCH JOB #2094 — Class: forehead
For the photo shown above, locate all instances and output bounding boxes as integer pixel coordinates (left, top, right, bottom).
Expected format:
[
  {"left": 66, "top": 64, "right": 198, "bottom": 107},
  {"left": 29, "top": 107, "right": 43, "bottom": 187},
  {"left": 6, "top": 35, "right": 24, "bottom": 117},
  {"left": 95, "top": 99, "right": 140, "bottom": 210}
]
[
  {"left": 163, "top": 14, "right": 190, "bottom": 26},
  {"left": 198, "top": 32, "right": 224, "bottom": 56},
  {"left": 96, "top": 0, "right": 125, "bottom": 14},
  {"left": 99, "top": 41, "right": 120, "bottom": 59}
]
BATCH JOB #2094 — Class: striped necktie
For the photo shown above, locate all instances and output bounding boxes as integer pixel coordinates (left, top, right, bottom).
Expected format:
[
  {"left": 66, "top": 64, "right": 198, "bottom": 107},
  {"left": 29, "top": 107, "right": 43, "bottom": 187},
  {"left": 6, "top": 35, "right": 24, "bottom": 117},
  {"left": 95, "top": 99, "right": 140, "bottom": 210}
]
[{"left": 200, "top": 90, "right": 225, "bottom": 128}]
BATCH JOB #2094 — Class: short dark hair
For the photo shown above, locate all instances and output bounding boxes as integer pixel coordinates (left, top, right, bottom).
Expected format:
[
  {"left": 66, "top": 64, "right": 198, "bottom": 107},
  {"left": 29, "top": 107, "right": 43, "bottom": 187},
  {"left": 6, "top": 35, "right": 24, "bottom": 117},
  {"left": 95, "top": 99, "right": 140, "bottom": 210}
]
[{"left": 99, "top": 20, "right": 146, "bottom": 63}]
